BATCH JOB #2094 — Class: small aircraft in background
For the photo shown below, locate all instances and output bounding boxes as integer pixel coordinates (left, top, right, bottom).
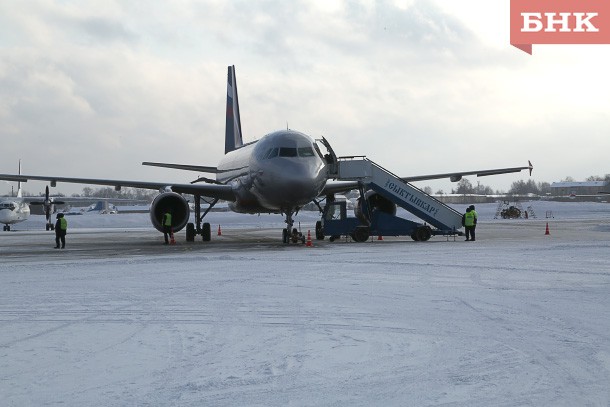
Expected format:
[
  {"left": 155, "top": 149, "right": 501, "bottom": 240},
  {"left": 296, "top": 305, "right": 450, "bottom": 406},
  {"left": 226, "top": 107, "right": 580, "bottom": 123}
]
[
  {"left": 0, "top": 171, "right": 30, "bottom": 231},
  {"left": 28, "top": 185, "right": 66, "bottom": 230},
  {"left": 1, "top": 171, "right": 65, "bottom": 231}
]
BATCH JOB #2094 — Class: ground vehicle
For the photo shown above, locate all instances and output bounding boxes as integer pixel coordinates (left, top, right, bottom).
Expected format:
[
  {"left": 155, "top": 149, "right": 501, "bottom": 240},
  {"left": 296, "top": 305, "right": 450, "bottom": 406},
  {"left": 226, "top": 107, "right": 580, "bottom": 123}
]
[{"left": 317, "top": 200, "right": 454, "bottom": 242}]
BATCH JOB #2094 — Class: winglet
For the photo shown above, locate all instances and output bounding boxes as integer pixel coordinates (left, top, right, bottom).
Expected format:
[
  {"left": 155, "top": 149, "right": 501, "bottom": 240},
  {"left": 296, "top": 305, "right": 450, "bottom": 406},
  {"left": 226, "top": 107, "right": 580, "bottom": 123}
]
[
  {"left": 528, "top": 160, "right": 533, "bottom": 176},
  {"left": 225, "top": 65, "right": 243, "bottom": 154}
]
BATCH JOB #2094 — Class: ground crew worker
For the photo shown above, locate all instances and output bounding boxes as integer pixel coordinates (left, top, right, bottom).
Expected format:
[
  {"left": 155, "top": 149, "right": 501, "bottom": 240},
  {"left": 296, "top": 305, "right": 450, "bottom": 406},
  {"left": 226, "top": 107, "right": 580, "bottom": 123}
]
[
  {"left": 162, "top": 210, "right": 172, "bottom": 244},
  {"left": 463, "top": 207, "right": 476, "bottom": 241},
  {"left": 469, "top": 205, "right": 478, "bottom": 240},
  {"left": 54, "top": 213, "right": 68, "bottom": 249},
  {"left": 469, "top": 205, "right": 478, "bottom": 222}
]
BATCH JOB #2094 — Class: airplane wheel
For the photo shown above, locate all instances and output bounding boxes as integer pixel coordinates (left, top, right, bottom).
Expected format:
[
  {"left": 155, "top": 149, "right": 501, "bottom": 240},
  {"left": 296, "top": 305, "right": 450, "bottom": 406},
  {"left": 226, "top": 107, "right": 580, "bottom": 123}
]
[
  {"left": 186, "top": 223, "right": 195, "bottom": 242},
  {"left": 282, "top": 228, "right": 289, "bottom": 244},
  {"left": 202, "top": 222, "right": 211, "bottom": 241},
  {"left": 315, "top": 221, "right": 324, "bottom": 240}
]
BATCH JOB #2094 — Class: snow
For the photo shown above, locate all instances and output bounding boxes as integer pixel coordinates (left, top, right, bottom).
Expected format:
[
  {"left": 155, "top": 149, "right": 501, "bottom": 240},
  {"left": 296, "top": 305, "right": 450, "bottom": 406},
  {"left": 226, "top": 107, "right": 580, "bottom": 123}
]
[{"left": 1, "top": 201, "right": 610, "bottom": 406}]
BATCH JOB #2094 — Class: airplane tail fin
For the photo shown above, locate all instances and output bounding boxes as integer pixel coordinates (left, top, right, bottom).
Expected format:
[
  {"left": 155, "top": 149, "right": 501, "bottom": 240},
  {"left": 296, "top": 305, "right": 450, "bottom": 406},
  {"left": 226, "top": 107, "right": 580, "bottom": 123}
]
[
  {"left": 225, "top": 65, "right": 243, "bottom": 154},
  {"left": 17, "top": 160, "right": 22, "bottom": 198}
]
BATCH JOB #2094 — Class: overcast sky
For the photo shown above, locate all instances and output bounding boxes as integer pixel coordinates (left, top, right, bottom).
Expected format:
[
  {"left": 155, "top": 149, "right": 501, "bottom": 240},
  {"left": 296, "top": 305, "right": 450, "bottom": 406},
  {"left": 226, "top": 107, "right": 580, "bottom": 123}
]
[{"left": 1, "top": 0, "right": 609, "bottom": 196}]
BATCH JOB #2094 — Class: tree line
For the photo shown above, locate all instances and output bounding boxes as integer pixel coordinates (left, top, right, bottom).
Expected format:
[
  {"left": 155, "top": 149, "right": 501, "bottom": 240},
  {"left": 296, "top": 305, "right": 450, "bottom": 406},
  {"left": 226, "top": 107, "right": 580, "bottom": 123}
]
[
  {"left": 442, "top": 174, "right": 610, "bottom": 196},
  {"left": 16, "top": 187, "right": 159, "bottom": 200}
]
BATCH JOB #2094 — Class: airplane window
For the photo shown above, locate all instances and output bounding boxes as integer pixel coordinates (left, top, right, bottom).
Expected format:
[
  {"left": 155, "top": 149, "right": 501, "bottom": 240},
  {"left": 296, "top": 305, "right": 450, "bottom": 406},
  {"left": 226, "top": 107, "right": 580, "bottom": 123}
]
[
  {"left": 268, "top": 147, "right": 278, "bottom": 158},
  {"left": 279, "top": 147, "right": 297, "bottom": 157},
  {"left": 1, "top": 203, "right": 16, "bottom": 210},
  {"left": 259, "top": 148, "right": 271, "bottom": 160},
  {"left": 298, "top": 147, "right": 315, "bottom": 157}
]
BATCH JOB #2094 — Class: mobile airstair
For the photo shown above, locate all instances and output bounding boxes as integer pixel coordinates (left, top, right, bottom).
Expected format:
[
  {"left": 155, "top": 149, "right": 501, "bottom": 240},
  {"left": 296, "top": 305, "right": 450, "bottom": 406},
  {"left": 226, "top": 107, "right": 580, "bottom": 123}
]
[{"left": 320, "top": 157, "right": 463, "bottom": 242}]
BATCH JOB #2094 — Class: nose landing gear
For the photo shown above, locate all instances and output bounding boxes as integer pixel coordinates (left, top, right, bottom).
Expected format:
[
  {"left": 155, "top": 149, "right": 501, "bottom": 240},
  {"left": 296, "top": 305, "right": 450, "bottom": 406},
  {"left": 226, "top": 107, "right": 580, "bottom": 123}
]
[{"left": 281, "top": 210, "right": 305, "bottom": 244}]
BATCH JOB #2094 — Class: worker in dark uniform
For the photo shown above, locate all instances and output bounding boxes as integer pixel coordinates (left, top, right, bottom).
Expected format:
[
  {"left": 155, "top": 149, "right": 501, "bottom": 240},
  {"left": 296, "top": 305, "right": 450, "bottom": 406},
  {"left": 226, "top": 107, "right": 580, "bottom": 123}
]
[
  {"left": 463, "top": 207, "right": 476, "bottom": 241},
  {"left": 54, "top": 213, "right": 68, "bottom": 249},
  {"left": 162, "top": 210, "right": 172, "bottom": 244}
]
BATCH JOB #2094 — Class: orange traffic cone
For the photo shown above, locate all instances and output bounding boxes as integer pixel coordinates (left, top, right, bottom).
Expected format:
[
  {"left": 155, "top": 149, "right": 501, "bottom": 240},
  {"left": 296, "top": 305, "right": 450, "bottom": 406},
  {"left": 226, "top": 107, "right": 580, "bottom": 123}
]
[
  {"left": 170, "top": 228, "right": 176, "bottom": 245},
  {"left": 377, "top": 235, "right": 383, "bottom": 241},
  {"left": 217, "top": 225, "right": 222, "bottom": 236},
  {"left": 306, "top": 230, "right": 313, "bottom": 247},
  {"left": 545, "top": 222, "right": 550, "bottom": 235}
]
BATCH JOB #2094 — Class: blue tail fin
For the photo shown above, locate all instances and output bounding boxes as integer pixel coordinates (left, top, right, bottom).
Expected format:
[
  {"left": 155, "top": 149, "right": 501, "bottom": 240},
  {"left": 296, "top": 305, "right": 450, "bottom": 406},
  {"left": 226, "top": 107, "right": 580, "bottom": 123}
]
[
  {"left": 225, "top": 65, "right": 243, "bottom": 154},
  {"left": 17, "top": 159, "right": 22, "bottom": 198}
]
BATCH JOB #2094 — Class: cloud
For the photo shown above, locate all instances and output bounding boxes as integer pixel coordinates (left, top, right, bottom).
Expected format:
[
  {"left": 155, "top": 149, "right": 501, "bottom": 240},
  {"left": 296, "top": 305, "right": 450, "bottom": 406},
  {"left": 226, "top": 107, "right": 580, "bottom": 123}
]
[{"left": 1, "top": 0, "right": 609, "bottom": 196}]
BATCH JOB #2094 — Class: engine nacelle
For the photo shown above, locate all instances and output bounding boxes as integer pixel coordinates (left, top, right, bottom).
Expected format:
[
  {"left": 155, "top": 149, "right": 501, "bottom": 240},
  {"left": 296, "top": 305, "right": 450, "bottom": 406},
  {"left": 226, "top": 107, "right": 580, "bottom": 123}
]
[
  {"left": 354, "top": 191, "right": 397, "bottom": 223},
  {"left": 149, "top": 192, "right": 190, "bottom": 233}
]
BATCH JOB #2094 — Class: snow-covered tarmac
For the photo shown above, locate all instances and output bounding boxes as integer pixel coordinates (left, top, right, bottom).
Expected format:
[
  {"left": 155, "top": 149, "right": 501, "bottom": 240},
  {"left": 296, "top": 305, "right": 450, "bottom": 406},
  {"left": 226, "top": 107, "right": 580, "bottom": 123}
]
[{"left": 1, "top": 201, "right": 610, "bottom": 406}]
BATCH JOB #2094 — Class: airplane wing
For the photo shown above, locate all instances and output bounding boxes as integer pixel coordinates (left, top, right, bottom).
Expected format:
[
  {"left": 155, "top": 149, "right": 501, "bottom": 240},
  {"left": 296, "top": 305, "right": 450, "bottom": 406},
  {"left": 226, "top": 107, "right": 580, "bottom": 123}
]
[
  {"left": 142, "top": 162, "right": 219, "bottom": 173},
  {"left": 401, "top": 161, "right": 533, "bottom": 183},
  {"left": 0, "top": 173, "right": 236, "bottom": 201}
]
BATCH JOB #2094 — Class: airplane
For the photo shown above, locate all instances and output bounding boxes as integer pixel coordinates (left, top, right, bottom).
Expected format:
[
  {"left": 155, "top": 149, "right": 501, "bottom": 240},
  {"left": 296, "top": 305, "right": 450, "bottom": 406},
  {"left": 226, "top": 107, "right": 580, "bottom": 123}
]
[
  {"left": 0, "top": 164, "right": 30, "bottom": 231},
  {"left": 85, "top": 201, "right": 119, "bottom": 214},
  {"left": 1, "top": 162, "right": 67, "bottom": 231},
  {"left": 28, "top": 185, "right": 67, "bottom": 230},
  {"left": 0, "top": 65, "right": 533, "bottom": 242}
]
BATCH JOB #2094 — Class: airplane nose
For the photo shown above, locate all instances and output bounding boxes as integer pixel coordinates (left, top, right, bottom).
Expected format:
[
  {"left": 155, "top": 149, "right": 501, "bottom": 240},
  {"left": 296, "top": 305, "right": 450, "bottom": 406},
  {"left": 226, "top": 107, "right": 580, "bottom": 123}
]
[{"left": 254, "top": 159, "right": 326, "bottom": 209}]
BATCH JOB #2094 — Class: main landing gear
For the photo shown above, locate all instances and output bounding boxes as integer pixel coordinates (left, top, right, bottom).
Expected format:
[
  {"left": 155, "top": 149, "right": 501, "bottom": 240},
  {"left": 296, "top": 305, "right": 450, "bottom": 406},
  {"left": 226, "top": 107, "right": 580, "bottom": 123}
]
[
  {"left": 2, "top": 225, "right": 10, "bottom": 231},
  {"left": 185, "top": 195, "right": 214, "bottom": 242}
]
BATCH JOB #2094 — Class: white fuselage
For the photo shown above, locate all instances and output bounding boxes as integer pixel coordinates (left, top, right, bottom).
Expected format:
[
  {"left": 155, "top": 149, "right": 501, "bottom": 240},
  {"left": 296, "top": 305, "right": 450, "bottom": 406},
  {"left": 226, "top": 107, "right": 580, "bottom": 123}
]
[
  {"left": 216, "top": 130, "right": 329, "bottom": 214},
  {"left": 0, "top": 198, "right": 30, "bottom": 227}
]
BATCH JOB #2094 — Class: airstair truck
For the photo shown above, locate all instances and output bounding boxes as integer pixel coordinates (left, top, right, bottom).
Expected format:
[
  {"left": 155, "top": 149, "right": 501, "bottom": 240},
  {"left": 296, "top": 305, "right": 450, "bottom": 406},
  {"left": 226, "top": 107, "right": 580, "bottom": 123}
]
[{"left": 317, "top": 157, "right": 464, "bottom": 242}]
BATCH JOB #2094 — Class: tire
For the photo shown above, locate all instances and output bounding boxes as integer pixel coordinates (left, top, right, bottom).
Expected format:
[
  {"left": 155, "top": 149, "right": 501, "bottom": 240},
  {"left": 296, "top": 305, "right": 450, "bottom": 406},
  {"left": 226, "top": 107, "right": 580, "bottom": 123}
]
[
  {"left": 416, "top": 226, "right": 432, "bottom": 242},
  {"left": 315, "top": 221, "right": 324, "bottom": 240},
  {"left": 282, "top": 228, "right": 289, "bottom": 244},
  {"left": 186, "top": 223, "right": 195, "bottom": 242},
  {"left": 352, "top": 226, "right": 370, "bottom": 243},
  {"left": 202, "top": 222, "right": 211, "bottom": 242}
]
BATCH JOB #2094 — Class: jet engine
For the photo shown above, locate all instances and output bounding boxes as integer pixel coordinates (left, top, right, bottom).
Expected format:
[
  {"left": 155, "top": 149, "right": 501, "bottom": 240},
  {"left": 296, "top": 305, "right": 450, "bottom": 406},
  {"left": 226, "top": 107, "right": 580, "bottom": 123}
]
[
  {"left": 149, "top": 192, "right": 190, "bottom": 233},
  {"left": 354, "top": 190, "right": 397, "bottom": 223}
]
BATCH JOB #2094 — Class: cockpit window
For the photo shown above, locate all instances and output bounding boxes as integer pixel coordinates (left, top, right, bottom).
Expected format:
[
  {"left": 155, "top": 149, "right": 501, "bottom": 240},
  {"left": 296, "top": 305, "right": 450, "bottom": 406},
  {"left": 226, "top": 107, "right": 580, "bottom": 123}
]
[
  {"left": 0, "top": 203, "right": 16, "bottom": 211},
  {"left": 259, "top": 147, "right": 278, "bottom": 160},
  {"left": 263, "top": 146, "right": 315, "bottom": 159},
  {"left": 298, "top": 147, "right": 315, "bottom": 157},
  {"left": 279, "top": 147, "right": 297, "bottom": 157},
  {"left": 313, "top": 143, "right": 324, "bottom": 159}
]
